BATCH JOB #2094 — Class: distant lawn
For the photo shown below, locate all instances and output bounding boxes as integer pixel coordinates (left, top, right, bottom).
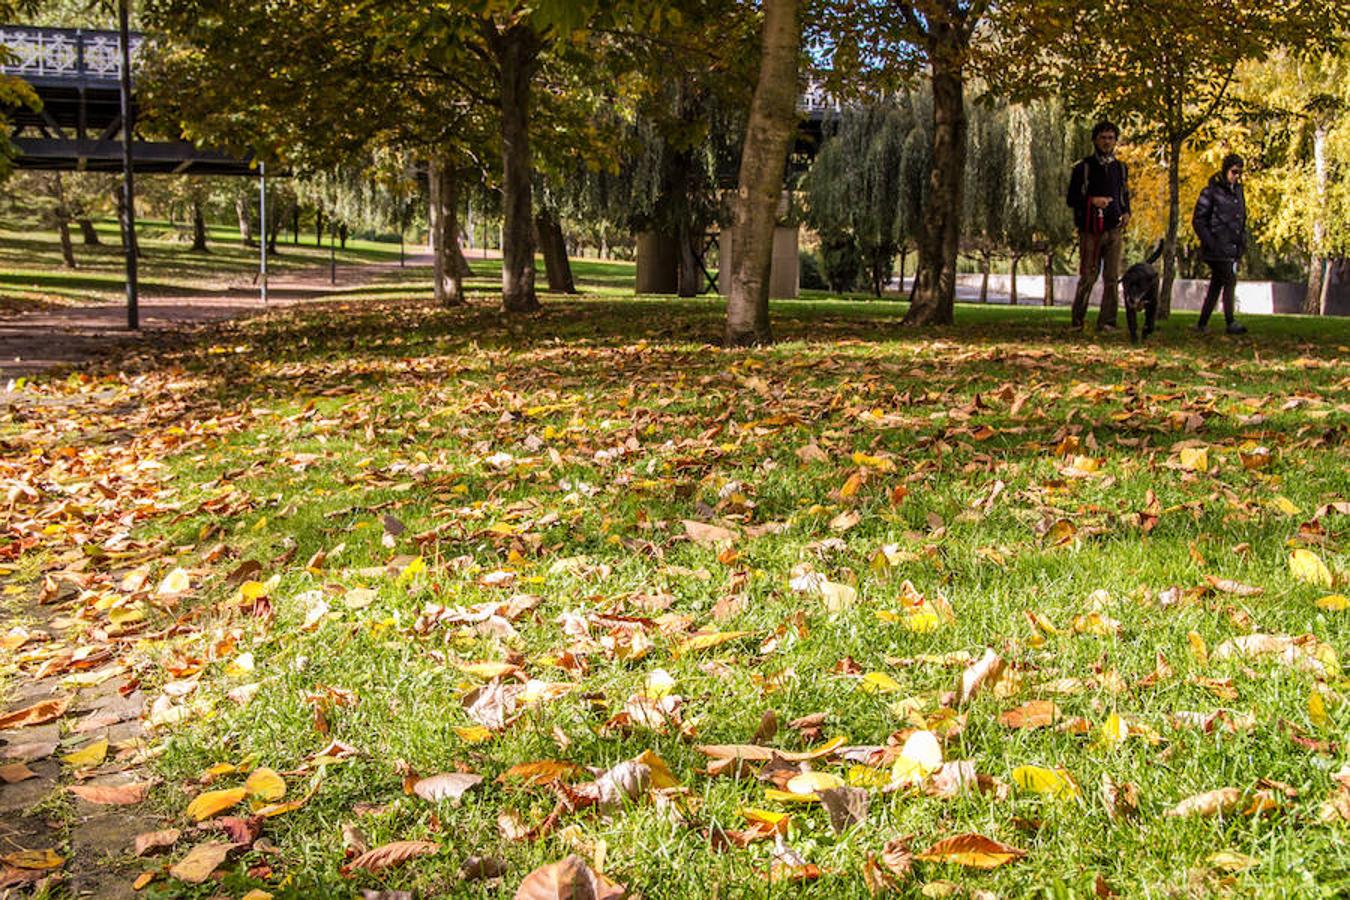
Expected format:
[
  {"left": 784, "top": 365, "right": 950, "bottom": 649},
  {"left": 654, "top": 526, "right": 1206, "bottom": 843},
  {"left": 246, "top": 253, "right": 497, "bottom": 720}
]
[{"left": 3, "top": 281, "right": 1347, "bottom": 897}]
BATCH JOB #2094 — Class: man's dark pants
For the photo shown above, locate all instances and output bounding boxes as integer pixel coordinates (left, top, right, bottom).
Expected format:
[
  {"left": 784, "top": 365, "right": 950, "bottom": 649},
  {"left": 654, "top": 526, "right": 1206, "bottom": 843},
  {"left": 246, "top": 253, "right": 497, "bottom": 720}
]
[{"left": 1071, "top": 227, "right": 1122, "bottom": 328}]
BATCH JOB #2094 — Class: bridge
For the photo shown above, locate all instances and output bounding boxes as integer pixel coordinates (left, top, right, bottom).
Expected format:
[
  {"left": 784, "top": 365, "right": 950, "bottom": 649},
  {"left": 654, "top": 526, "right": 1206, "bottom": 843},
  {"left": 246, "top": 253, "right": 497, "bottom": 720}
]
[{"left": 0, "top": 25, "right": 252, "bottom": 174}]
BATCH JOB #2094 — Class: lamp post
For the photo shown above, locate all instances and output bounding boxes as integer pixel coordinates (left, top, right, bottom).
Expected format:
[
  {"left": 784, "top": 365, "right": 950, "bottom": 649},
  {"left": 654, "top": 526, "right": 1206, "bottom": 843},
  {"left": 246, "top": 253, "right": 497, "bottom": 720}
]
[{"left": 117, "top": 0, "right": 138, "bottom": 330}]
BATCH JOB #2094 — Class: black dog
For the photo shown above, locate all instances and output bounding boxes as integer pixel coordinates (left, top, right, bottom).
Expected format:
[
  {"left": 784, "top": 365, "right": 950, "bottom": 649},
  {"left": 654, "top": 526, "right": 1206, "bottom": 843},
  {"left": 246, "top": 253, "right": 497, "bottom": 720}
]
[{"left": 1120, "top": 240, "right": 1165, "bottom": 342}]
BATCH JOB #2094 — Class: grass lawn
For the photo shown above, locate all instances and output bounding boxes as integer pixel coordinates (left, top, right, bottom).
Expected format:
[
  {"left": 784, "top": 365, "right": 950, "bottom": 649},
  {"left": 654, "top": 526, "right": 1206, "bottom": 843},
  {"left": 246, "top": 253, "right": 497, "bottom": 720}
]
[{"left": 2, "top": 253, "right": 1348, "bottom": 898}]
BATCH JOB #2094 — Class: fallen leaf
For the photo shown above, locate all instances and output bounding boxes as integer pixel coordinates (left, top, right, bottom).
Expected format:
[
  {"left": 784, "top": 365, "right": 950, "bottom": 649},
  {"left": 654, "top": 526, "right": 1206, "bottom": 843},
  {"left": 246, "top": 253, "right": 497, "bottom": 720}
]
[
  {"left": 998, "top": 701, "right": 1058, "bottom": 729},
  {"left": 1316, "top": 594, "right": 1348, "bottom": 611},
  {"left": 342, "top": 840, "right": 438, "bottom": 875},
  {"left": 134, "top": 829, "right": 181, "bottom": 857},
  {"left": 1164, "top": 787, "right": 1242, "bottom": 818},
  {"left": 499, "top": 760, "right": 583, "bottom": 787},
  {"left": 1204, "top": 576, "right": 1263, "bottom": 597},
  {"left": 682, "top": 520, "right": 738, "bottom": 547},
  {"left": 513, "top": 854, "right": 625, "bottom": 900},
  {"left": 916, "top": 833, "right": 1025, "bottom": 869},
  {"left": 890, "top": 730, "right": 943, "bottom": 787},
  {"left": 0, "top": 762, "right": 37, "bottom": 783},
  {"left": 819, "top": 786, "right": 868, "bottom": 833},
  {"left": 0, "top": 696, "right": 70, "bottom": 729},
  {"left": 186, "top": 787, "right": 248, "bottom": 821},
  {"left": 157, "top": 568, "right": 192, "bottom": 596},
  {"left": 957, "top": 648, "right": 1004, "bottom": 705},
  {"left": 1208, "top": 850, "right": 1259, "bottom": 873},
  {"left": 69, "top": 781, "right": 151, "bottom": 805},
  {"left": 61, "top": 738, "right": 109, "bottom": 768},
  {"left": 169, "top": 841, "right": 232, "bottom": 883},
  {"left": 1012, "top": 765, "right": 1079, "bottom": 799},
  {"left": 1290, "top": 550, "right": 1333, "bottom": 587},
  {"left": 412, "top": 772, "right": 484, "bottom": 803},
  {"left": 1, "top": 849, "right": 63, "bottom": 870},
  {"left": 674, "top": 631, "right": 752, "bottom": 656}
]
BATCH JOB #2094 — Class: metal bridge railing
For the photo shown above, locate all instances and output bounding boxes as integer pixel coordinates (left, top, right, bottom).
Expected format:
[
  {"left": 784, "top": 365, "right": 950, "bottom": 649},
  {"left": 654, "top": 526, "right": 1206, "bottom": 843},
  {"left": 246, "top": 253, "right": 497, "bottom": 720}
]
[{"left": 0, "top": 25, "right": 142, "bottom": 83}]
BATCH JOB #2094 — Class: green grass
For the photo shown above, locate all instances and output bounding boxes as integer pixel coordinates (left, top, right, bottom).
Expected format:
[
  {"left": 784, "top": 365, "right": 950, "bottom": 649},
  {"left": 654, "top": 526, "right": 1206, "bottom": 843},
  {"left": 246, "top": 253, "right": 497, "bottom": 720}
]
[{"left": 2, "top": 251, "right": 1348, "bottom": 899}]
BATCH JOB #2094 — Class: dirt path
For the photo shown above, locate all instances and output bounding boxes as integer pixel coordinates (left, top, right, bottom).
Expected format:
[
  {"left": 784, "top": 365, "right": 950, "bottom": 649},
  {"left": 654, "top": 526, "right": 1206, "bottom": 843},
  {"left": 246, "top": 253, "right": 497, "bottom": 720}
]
[{"left": 0, "top": 254, "right": 431, "bottom": 381}]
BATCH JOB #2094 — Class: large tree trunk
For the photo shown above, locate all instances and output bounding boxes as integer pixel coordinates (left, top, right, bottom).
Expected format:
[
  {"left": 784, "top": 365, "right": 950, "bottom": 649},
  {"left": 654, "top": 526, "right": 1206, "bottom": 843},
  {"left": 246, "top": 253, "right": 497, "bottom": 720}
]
[
  {"left": 267, "top": 199, "right": 283, "bottom": 255},
  {"left": 191, "top": 200, "right": 209, "bottom": 252},
  {"left": 1304, "top": 123, "right": 1328, "bottom": 315},
  {"left": 57, "top": 220, "right": 76, "bottom": 268},
  {"left": 1159, "top": 135, "right": 1182, "bottom": 319},
  {"left": 428, "top": 159, "right": 466, "bottom": 307},
  {"left": 78, "top": 217, "right": 100, "bottom": 245},
  {"left": 903, "top": 34, "right": 966, "bottom": 326},
  {"left": 236, "top": 196, "right": 255, "bottom": 247},
  {"left": 536, "top": 209, "right": 577, "bottom": 293},
  {"left": 487, "top": 21, "right": 543, "bottom": 313},
  {"left": 724, "top": 0, "right": 802, "bottom": 346},
  {"left": 50, "top": 174, "right": 77, "bottom": 268}
]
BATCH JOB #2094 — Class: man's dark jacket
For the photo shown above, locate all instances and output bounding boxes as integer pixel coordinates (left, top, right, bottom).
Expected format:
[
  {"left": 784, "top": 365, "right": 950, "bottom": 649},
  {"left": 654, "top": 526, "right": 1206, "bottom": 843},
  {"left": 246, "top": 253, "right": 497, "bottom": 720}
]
[
  {"left": 1066, "top": 155, "right": 1131, "bottom": 231},
  {"left": 1191, "top": 173, "right": 1247, "bottom": 262}
]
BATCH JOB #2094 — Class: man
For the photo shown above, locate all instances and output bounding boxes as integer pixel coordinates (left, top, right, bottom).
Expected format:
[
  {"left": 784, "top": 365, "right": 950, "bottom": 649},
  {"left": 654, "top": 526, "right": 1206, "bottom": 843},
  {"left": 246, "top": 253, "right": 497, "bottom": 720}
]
[
  {"left": 1191, "top": 153, "right": 1248, "bottom": 335},
  {"left": 1066, "top": 122, "right": 1131, "bottom": 331}
]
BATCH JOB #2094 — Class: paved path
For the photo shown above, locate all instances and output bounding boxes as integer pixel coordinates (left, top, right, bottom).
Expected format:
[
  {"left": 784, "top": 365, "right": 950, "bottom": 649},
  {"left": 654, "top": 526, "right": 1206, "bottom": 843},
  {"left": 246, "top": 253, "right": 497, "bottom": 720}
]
[{"left": 0, "top": 254, "right": 432, "bottom": 381}]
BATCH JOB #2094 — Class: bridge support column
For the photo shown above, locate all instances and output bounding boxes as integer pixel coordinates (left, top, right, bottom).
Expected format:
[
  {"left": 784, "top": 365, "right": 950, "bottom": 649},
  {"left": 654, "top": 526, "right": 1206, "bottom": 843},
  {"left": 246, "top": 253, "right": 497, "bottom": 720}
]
[
  {"left": 718, "top": 224, "right": 799, "bottom": 299},
  {"left": 635, "top": 230, "right": 679, "bottom": 295}
]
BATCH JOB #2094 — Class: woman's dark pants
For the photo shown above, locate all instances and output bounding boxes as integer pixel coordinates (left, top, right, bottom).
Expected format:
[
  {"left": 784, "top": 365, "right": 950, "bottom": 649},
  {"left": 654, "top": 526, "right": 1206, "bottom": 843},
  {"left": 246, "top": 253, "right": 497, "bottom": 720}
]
[{"left": 1198, "top": 260, "right": 1236, "bottom": 329}]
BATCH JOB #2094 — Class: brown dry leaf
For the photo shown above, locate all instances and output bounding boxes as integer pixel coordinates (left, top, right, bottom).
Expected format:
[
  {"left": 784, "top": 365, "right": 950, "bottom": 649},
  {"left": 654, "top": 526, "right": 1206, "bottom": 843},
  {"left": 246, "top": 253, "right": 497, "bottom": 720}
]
[
  {"left": 1100, "top": 775, "right": 1139, "bottom": 822},
  {"left": 499, "top": 760, "right": 583, "bottom": 787},
  {"left": 169, "top": 840, "right": 232, "bottom": 884},
  {"left": 881, "top": 836, "right": 914, "bottom": 879},
  {"left": 0, "top": 696, "right": 70, "bottom": 730},
  {"left": 1164, "top": 787, "right": 1243, "bottom": 818},
  {"left": 915, "top": 833, "right": 1026, "bottom": 869},
  {"left": 1204, "top": 576, "right": 1263, "bottom": 597},
  {"left": 69, "top": 781, "right": 151, "bottom": 805},
  {"left": 682, "top": 520, "right": 738, "bottom": 548},
  {"left": 342, "top": 840, "right": 438, "bottom": 875},
  {"left": 819, "top": 786, "right": 869, "bottom": 834},
  {"left": 0, "top": 762, "right": 38, "bottom": 783},
  {"left": 412, "top": 772, "right": 484, "bottom": 803},
  {"left": 998, "top": 701, "right": 1058, "bottom": 729},
  {"left": 461, "top": 855, "right": 509, "bottom": 881},
  {"left": 513, "top": 854, "right": 626, "bottom": 900},
  {"left": 134, "top": 829, "right": 181, "bottom": 857},
  {"left": 695, "top": 735, "right": 846, "bottom": 763},
  {"left": 186, "top": 787, "right": 248, "bottom": 821},
  {"left": 956, "top": 649, "right": 1005, "bottom": 705}
]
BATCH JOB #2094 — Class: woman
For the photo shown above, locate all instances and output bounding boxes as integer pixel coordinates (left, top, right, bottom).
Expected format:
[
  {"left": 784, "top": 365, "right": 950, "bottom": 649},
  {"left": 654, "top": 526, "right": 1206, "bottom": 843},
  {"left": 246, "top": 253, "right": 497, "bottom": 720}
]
[{"left": 1191, "top": 154, "right": 1248, "bottom": 335}]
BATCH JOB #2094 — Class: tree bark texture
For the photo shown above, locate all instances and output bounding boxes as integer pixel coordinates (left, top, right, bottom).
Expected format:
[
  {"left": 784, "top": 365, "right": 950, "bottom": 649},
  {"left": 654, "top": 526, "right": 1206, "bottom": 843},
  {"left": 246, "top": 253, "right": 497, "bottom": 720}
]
[
  {"left": 903, "top": 35, "right": 966, "bottom": 326},
  {"left": 428, "top": 159, "right": 466, "bottom": 307},
  {"left": 78, "top": 218, "right": 100, "bottom": 245},
  {"left": 1159, "top": 136, "right": 1182, "bottom": 319},
  {"left": 1304, "top": 124, "right": 1328, "bottom": 315},
  {"left": 1009, "top": 254, "right": 1020, "bottom": 305},
  {"left": 488, "top": 21, "right": 543, "bottom": 313},
  {"left": 724, "top": 0, "right": 801, "bottom": 346},
  {"left": 1043, "top": 250, "right": 1055, "bottom": 307},
  {"left": 315, "top": 210, "right": 324, "bottom": 247},
  {"left": 236, "top": 196, "right": 255, "bottom": 247},
  {"left": 191, "top": 201, "right": 208, "bottom": 252},
  {"left": 536, "top": 209, "right": 577, "bottom": 293}
]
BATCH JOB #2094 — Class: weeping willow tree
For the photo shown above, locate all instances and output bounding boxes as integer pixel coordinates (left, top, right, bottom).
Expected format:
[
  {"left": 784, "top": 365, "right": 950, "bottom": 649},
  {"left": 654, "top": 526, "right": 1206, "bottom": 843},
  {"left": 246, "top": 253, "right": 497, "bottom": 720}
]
[
  {"left": 803, "top": 91, "right": 928, "bottom": 296},
  {"left": 962, "top": 101, "right": 1010, "bottom": 301}
]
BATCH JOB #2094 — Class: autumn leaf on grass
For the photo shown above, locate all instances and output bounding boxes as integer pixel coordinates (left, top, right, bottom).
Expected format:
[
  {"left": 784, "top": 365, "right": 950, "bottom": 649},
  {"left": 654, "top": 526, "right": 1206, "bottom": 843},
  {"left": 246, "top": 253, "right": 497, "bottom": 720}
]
[
  {"left": 169, "top": 841, "right": 232, "bottom": 884},
  {"left": 999, "top": 701, "right": 1059, "bottom": 729},
  {"left": 682, "top": 520, "right": 738, "bottom": 548},
  {"left": 915, "top": 833, "right": 1025, "bottom": 869},
  {"left": 1164, "top": 787, "right": 1243, "bottom": 818},
  {"left": 0, "top": 696, "right": 70, "bottom": 730},
  {"left": 1012, "top": 765, "right": 1080, "bottom": 799},
  {"left": 157, "top": 567, "right": 192, "bottom": 597},
  {"left": 1204, "top": 575, "right": 1263, "bottom": 597},
  {"left": 1290, "top": 549, "right": 1334, "bottom": 588},
  {"left": 411, "top": 772, "right": 484, "bottom": 803},
  {"left": 819, "top": 786, "right": 869, "bottom": 834},
  {"left": 1, "top": 849, "right": 63, "bottom": 870},
  {"left": 1177, "top": 446, "right": 1209, "bottom": 472},
  {"left": 341, "top": 840, "right": 438, "bottom": 876},
  {"left": 69, "top": 781, "right": 151, "bottom": 805},
  {"left": 889, "top": 730, "right": 942, "bottom": 788},
  {"left": 1316, "top": 594, "right": 1348, "bottom": 611},
  {"left": 956, "top": 648, "right": 1004, "bottom": 706},
  {"left": 186, "top": 787, "right": 247, "bottom": 821},
  {"left": 673, "top": 630, "right": 752, "bottom": 657},
  {"left": 499, "top": 760, "right": 583, "bottom": 787},
  {"left": 514, "top": 854, "right": 625, "bottom": 900},
  {"left": 133, "top": 829, "right": 181, "bottom": 857}
]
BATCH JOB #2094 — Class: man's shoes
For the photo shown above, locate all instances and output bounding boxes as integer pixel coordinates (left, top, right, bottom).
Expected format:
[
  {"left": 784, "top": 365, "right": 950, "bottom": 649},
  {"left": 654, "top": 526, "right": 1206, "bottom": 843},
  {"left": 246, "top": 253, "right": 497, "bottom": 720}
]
[
  {"left": 1096, "top": 323, "right": 1118, "bottom": 333},
  {"left": 1193, "top": 323, "right": 1209, "bottom": 335},
  {"left": 1225, "top": 321, "right": 1248, "bottom": 335},
  {"left": 1069, "top": 321, "right": 1085, "bottom": 331}
]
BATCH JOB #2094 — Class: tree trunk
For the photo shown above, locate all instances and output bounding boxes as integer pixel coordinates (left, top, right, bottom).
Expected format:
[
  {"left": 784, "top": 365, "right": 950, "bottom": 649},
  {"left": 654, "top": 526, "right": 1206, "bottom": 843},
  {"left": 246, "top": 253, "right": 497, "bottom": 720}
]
[
  {"left": 1158, "top": 135, "right": 1182, "bottom": 319},
  {"left": 339, "top": 223, "right": 348, "bottom": 249},
  {"left": 315, "top": 210, "right": 324, "bottom": 247},
  {"left": 56, "top": 220, "right": 76, "bottom": 268},
  {"left": 487, "top": 21, "right": 543, "bottom": 313},
  {"left": 903, "top": 33, "right": 966, "bottom": 326},
  {"left": 267, "top": 200, "right": 282, "bottom": 255},
  {"left": 1304, "top": 123, "right": 1328, "bottom": 315},
  {"left": 536, "top": 209, "right": 577, "bottom": 293},
  {"left": 78, "top": 217, "right": 100, "bottom": 245},
  {"left": 292, "top": 206, "right": 300, "bottom": 245},
  {"left": 191, "top": 200, "right": 209, "bottom": 252},
  {"left": 236, "top": 196, "right": 255, "bottom": 247},
  {"left": 724, "top": 0, "right": 801, "bottom": 346},
  {"left": 979, "top": 253, "right": 989, "bottom": 303},
  {"left": 1043, "top": 249, "right": 1055, "bottom": 307},
  {"left": 1009, "top": 253, "right": 1020, "bottom": 305},
  {"left": 50, "top": 174, "right": 77, "bottom": 268},
  {"left": 428, "top": 159, "right": 466, "bottom": 307},
  {"left": 898, "top": 246, "right": 907, "bottom": 293}
]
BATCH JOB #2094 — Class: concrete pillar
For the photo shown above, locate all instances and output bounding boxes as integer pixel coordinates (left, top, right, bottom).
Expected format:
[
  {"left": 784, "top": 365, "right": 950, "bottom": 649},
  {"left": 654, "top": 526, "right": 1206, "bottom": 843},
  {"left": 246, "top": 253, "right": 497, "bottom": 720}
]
[
  {"left": 635, "top": 230, "right": 679, "bottom": 294},
  {"left": 717, "top": 224, "right": 800, "bottom": 299}
]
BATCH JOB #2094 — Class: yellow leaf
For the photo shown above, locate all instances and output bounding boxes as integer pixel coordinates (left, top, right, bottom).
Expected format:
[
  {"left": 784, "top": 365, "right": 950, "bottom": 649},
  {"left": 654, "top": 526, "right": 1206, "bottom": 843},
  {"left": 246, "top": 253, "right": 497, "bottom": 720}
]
[
  {"left": 185, "top": 787, "right": 247, "bottom": 822},
  {"left": 1012, "top": 765, "right": 1080, "bottom": 799},
  {"left": 643, "top": 669, "right": 676, "bottom": 698},
  {"left": 1178, "top": 447, "right": 1209, "bottom": 472},
  {"left": 634, "top": 750, "right": 679, "bottom": 789},
  {"left": 454, "top": 725, "right": 493, "bottom": 744},
  {"left": 1316, "top": 594, "right": 1348, "bottom": 611},
  {"left": 673, "top": 631, "right": 751, "bottom": 656},
  {"left": 764, "top": 787, "right": 821, "bottom": 803},
  {"left": 1290, "top": 549, "right": 1333, "bottom": 587},
  {"left": 2, "top": 848, "right": 64, "bottom": 869},
  {"left": 860, "top": 672, "right": 903, "bottom": 694},
  {"left": 820, "top": 580, "right": 857, "bottom": 611},
  {"left": 847, "top": 765, "right": 890, "bottom": 789},
  {"left": 1309, "top": 691, "right": 1328, "bottom": 729},
  {"left": 785, "top": 771, "right": 845, "bottom": 799},
  {"left": 156, "top": 568, "right": 191, "bottom": 596},
  {"left": 456, "top": 661, "right": 522, "bottom": 680},
  {"left": 890, "top": 730, "right": 942, "bottom": 786},
  {"left": 738, "top": 807, "right": 790, "bottom": 831},
  {"left": 343, "top": 587, "right": 377, "bottom": 609},
  {"left": 1099, "top": 713, "right": 1129, "bottom": 749},
  {"left": 244, "top": 767, "right": 286, "bottom": 801},
  {"left": 1270, "top": 495, "right": 1301, "bottom": 516},
  {"left": 62, "top": 738, "right": 108, "bottom": 768},
  {"left": 1187, "top": 631, "right": 1208, "bottom": 665},
  {"left": 241, "top": 891, "right": 274, "bottom": 900},
  {"left": 1208, "top": 851, "right": 1259, "bottom": 873}
]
